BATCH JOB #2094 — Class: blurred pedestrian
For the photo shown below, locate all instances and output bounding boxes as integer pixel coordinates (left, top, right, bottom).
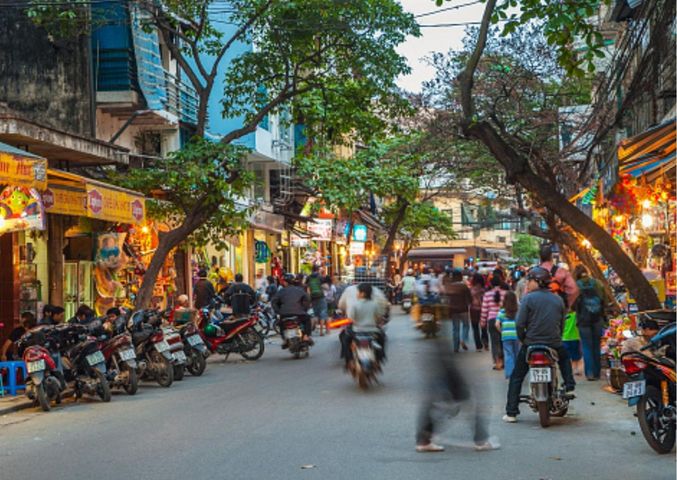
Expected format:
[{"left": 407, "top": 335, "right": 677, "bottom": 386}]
[
  {"left": 441, "top": 268, "right": 472, "bottom": 352},
  {"left": 496, "top": 291, "right": 519, "bottom": 379},
  {"left": 481, "top": 276, "right": 506, "bottom": 370},
  {"left": 469, "top": 273, "right": 488, "bottom": 352}
]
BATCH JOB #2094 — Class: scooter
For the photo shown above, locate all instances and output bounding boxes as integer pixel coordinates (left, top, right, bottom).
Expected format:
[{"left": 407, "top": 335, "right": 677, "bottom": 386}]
[
  {"left": 199, "top": 306, "right": 265, "bottom": 361},
  {"left": 98, "top": 328, "right": 138, "bottom": 395},
  {"left": 128, "top": 310, "right": 174, "bottom": 387},
  {"left": 162, "top": 325, "right": 187, "bottom": 381},
  {"left": 520, "top": 344, "right": 574, "bottom": 427},
  {"left": 280, "top": 316, "right": 311, "bottom": 359},
  {"left": 401, "top": 293, "right": 413, "bottom": 314},
  {"left": 346, "top": 329, "right": 384, "bottom": 389},
  {"left": 17, "top": 327, "right": 64, "bottom": 411},
  {"left": 174, "top": 319, "right": 209, "bottom": 376}
]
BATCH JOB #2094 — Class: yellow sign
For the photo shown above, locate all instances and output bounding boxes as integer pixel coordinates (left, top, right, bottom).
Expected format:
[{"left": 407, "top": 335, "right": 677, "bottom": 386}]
[
  {"left": 86, "top": 183, "right": 145, "bottom": 224},
  {"left": 0, "top": 153, "right": 47, "bottom": 190},
  {"left": 42, "top": 184, "right": 87, "bottom": 217}
]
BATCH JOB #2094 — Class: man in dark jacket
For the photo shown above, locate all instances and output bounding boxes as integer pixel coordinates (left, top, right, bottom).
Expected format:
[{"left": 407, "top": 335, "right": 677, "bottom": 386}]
[
  {"left": 222, "top": 273, "right": 257, "bottom": 317},
  {"left": 272, "top": 274, "right": 312, "bottom": 345},
  {"left": 503, "top": 267, "right": 575, "bottom": 423},
  {"left": 194, "top": 269, "right": 216, "bottom": 310},
  {"left": 441, "top": 268, "right": 473, "bottom": 352}
]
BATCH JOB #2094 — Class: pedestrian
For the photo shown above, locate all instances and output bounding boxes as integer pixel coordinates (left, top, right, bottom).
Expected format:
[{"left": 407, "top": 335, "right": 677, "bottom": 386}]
[
  {"left": 573, "top": 265, "right": 608, "bottom": 380},
  {"left": 481, "top": 276, "right": 506, "bottom": 370},
  {"left": 540, "top": 245, "right": 579, "bottom": 310},
  {"left": 1, "top": 312, "right": 35, "bottom": 361},
  {"left": 503, "top": 267, "right": 575, "bottom": 423},
  {"left": 306, "top": 266, "right": 329, "bottom": 335},
  {"left": 514, "top": 270, "right": 529, "bottom": 303},
  {"left": 562, "top": 311, "right": 583, "bottom": 376},
  {"left": 469, "top": 273, "right": 488, "bottom": 352},
  {"left": 194, "top": 268, "right": 216, "bottom": 309},
  {"left": 496, "top": 291, "right": 519, "bottom": 379},
  {"left": 323, "top": 275, "right": 338, "bottom": 318},
  {"left": 264, "top": 276, "right": 279, "bottom": 302},
  {"left": 440, "top": 268, "right": 472, "bottom": 352}
]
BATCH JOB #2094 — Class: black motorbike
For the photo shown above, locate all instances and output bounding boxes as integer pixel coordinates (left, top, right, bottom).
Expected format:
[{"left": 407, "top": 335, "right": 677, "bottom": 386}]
[
  {"left": 127, "top": 310, "right": 174, "bottom": 387},
  {"left": 57, "top": 324, "right": 111, "bottom": 402},
  {"left": 622, "top": 318, "right": 676, "bottom": 454},
  {"left": 280, "top": 316, "right": 311, "bottom": 359}
]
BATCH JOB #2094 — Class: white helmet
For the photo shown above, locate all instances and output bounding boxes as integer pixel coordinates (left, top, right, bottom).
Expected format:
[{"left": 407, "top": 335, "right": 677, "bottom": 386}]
[{"left": 407, "top": 268, "right": 414, "bottom": 275}]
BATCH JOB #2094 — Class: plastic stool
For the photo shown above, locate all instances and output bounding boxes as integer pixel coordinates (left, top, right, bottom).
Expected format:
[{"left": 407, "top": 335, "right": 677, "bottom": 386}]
[{"left": 0, "top": 361, "right": 27, "bottom": 396}]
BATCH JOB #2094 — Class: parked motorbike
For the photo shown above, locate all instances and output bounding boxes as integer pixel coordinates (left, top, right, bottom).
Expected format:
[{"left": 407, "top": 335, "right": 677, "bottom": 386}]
[
  {"left": 16, "top": 327, "right": 65, "bottom": 411},
  {"left": 200, "top": 300, "right": 265, "bottom": 360},
  {"left": 57, "top": 324, "right": 111, "bottom": 403},
  {"left": 254, "top": 301, "right": 277, "bottom": 337},
  {"left": 621, "top": 321, "right": 676, "bottom": 454},
  {"left": 97, "top": 321, "right": 138, "bottom": 395},
  {"left": 173, "top": 317, "right": 209, "bottom": 377},
  {"left": 280, "top": 316, "right": 311, "bottom": 359},
  {"left": 128, "top": 310, "right": 174, "bottom": 387},
  {"left": 520, "top": 344, "right": 574, "bottom": 427},
  {"left": 162, "top": 326, "right": 187, "bottom": 381},
  {"left": 346, "top": 329, "right": 384, "bottom": 389}
]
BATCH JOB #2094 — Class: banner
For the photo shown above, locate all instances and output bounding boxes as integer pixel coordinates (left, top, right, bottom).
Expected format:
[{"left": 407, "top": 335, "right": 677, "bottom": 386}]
[
  {"left": 0, "top": 153, "right": 47, "bottom": 190},
  {"left": 86, "top": 183, "right": 145, "bottom": 224}
]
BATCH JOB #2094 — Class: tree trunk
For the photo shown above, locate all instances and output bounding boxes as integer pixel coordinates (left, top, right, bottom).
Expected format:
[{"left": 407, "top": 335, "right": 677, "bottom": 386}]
[
  {"left": 465, "top": 121, "right": 660, "bottom": 310},
  {"left": 381, "top": 199, "right": 409, "bottom": 257}
]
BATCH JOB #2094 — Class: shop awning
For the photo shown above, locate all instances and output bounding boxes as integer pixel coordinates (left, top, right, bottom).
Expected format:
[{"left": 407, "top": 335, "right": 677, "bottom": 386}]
[
  {"left": 407, "top": 248, "right": 466, "bottom": 260},
  {"left": 618, "top": 119, "right": 676, "bottom": 178},
  {"left": 0, "top": 140, "right": 47, "bottom": 189},
  {"left": 356, "top": 209, "right": 385, "bottom": 231},
  {"left": 45, "top": 169, "right": 145, "bottom": 224}
]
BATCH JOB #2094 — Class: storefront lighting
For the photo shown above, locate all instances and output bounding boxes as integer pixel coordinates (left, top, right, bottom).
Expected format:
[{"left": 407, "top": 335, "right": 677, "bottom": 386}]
[
  {"left": 630, "top": 234, "right": 639, "bottom": 243},
  {"left": 141, "top": 225, "right": 150, "bottom": 234},
  {"left": 581, "top": 239, "right": 591, "bottom": 249},
  {"left": 613, "top": 215, "right": 624, "bottom": 224},
  {"left": 641, "top": 214, "right": 654, "bottom": 228},
  {"left": 642, "top": 199, "right": 653, "bottom": 209},
  {"left": 0, "top": 215, "right": 4, "bottom": 229}
]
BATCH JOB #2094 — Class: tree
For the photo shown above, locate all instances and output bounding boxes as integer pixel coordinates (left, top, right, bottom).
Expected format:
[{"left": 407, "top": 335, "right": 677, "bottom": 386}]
[
  {"left": 429, "top": 1, "right": 660, "bottom": 310},
  {"left": 511, "top": 234, "right": 539, "bottom": 264},
  {"left": 28, "top": 1, "right": 419, "bottom": 307}
]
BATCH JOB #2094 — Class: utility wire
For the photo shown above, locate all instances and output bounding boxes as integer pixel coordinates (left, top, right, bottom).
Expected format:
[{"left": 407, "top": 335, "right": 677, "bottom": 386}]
[{"left": 415, "top": 0, "right": 482, "bottom": 18}]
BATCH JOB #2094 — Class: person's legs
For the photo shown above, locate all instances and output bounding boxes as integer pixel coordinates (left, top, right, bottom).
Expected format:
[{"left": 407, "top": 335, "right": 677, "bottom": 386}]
[
  {"left": 505, "top": 346, "right": 529, "bottom": 417},
  {"left": 451, "top": 315, "right": 461, "bottom": 352},
  {"left": 481, "top": 325, "right": 490, "bottom": 351},
  {"left": 579, "top": 325, "right": 595, "bottom": 379},
  {"left": 555, "top": 345, "right": 576, "bottom": 391},
  {"left": 488, "top": 319, "right": 503, "bottom": 368},
  {"left": 460, "top": 313, "right": 470, "bottom": 349},
  {"left": 416, "top": 396, "right": 437, "bottom": 446},
  {"left": 503, "top": 340, "right": 518, "bottom": 379},
  {"left": 470, "top": 309, "right": 483, "bottom": 350}
]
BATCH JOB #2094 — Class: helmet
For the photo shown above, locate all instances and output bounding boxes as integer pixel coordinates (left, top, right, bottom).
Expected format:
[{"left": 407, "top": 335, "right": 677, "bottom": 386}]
[
  {"left": 407, "top": 269, "right": 414, "bottom": 275},
  {"left": 204, "top": 324, "right": 217, "bottom": 337},
  {"left": 283, "top": 273, "right": 295, "bottom": 285},
  {"left": 527, "top": 267, "right": 551, "bottom": 288}
]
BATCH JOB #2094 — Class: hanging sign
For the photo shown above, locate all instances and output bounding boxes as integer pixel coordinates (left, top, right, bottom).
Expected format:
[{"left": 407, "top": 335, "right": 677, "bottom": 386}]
[
  {"left": 42, "top": 184, "right": 87, "bottom": 216},
  {"left": 344, "top": 223, "right": 368, "bottom": 242},
  {"left": 308, "top": 218, "right": 333, "bottom": 241},
  {"left": 86, "top": 183, "right": 145, "bottom": 224},
  {"left": 349, "top": 242, "right": 365, "bottom": 256},
  {"left": 0, "top": 153, "right": 47, "bottom": 190},
  {"left": 0, "top": 185, "right": 45, "bottom": 233}
]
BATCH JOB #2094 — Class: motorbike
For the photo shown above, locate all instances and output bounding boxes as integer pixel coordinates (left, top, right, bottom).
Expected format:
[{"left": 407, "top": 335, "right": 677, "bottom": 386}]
[
  {"left": 280, "top": 316, "right": 311, "bottom": 359},
  {"left": 16, "top": 327, "right": 65, "bottom": 412},
  {"left": 173, "top": 317, "right": 209, "bottom": 377},
  {"left": 621, "top": 321, "right": 676, "bottom": 454},
  {"left": 200, "top": 300, "right": 265, "bottom": 360},
  {"left": 57, "top": 324, "right": 111, "bottom": 403},
  {"left": 520, "top": 344, "right": 574, "bottom": 427},
  {"left": 401, "top": 293, "right": 413, "bottom": 314},
  {"left": 128, "top": 310, "right": 174, "bottom": 387},
  {"left": 97, "top": 323, "right": 138, "bottom": 395},
  {"left": 162, "top": 325, "right": 187, "bottom": 381},
  {"left": 346, "top": 329, "right": 384, "bottom": 389},
  {"left": 253, "top": 301, "right": 277, "bottom": 337},
  {"left": 417, "top": 300, "right": 440, "bottom": 338}
]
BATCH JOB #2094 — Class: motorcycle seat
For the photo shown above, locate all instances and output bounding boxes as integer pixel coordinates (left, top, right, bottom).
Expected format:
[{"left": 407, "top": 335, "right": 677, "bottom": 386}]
[
  {"left": 527, "top": 344, "right": 559, "bottom": 361},
  {"left": 218, "top": 317, "right": 250, "bottom": 332}
]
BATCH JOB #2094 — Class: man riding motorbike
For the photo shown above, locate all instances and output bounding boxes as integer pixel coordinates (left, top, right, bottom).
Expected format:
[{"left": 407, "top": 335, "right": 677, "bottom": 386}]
[
  {"left": 222, "top": 273, "right": 257, "bottom": 318},
  {"left": 503, "top": 267, "right": 576, "bottom": 423},
  {"left": 271, "top": 273, "right": 313, "bottom": 347},
  {"left": 339, "top": 283, "right": 388, "bottom": 364}
]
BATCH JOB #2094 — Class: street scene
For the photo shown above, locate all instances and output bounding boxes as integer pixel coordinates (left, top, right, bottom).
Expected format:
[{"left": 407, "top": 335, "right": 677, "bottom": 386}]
[{"left": 0, "top": 1, "right": 675, "bottom": 479}]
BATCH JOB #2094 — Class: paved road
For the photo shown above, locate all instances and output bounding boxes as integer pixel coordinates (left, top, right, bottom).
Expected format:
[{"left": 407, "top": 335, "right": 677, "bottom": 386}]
[{"left": 1, "top": 312, "right": 674, "bottom": 480}]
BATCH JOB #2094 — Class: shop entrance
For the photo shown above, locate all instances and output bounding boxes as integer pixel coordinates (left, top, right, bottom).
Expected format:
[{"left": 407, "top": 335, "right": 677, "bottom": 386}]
[{"left": 63, "top": 261, "right": 94, "bottom": 320}]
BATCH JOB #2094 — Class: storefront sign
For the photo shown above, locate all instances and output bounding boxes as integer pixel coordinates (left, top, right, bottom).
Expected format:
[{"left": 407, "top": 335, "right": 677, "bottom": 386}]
[
  {"left": 344, "top": 223, "right": 368, "bottom": 242},
  {"left": 43, "top": 184, "right": 88, "bottom": 216},
  {"left": 0, "top": 153, "right": 47, "bottom": 190},
  {"left": 0, "top": 185, "right": 45, "bottom": 233},
  {"left": 86, "top": 183, "right": 146, "bottom": 224},
  {"left": 349, "top": 242, "right": 365, "bottom": 255},
  {"left": 308, "top": 218, "right": 333, "bottom": 241},
  {"left": 291, "top": 234, "right": 309, "bottom": 247}
]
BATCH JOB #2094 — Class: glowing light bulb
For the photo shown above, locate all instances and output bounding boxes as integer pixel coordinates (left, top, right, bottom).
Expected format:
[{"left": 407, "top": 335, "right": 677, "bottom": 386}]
[
  {"left": 141, "top": 225, "right": 150, "bottom": 234},
  {"left": 642, "top": 199, "right": 653, "bottom": 209},
  {"left": 581, "top": 239, "right": 591, "bottom": 248},
  {"left": 613, "top": 215, "right": 624, "bottom": 224},
  {"left": 641, "top": 214, "right": 654, "bottom": 228}
]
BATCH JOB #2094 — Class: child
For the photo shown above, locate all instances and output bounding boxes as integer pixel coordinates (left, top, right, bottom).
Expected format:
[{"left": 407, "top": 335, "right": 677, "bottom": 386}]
[
  {"left": 562, "top": 311, "right": 583, "bottom": 376},
  {"left": 496, "top": 291, "right": 520, "bottom": 379}
]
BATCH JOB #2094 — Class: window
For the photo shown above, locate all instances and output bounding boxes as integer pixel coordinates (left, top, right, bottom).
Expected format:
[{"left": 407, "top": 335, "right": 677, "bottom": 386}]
[{"left": 497, "top": 236, "right": 507, "bottom": 244}]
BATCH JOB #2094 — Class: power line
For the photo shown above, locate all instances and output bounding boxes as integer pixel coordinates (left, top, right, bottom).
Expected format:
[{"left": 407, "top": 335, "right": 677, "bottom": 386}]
[{"left": 415, "top": 0, "right": 482, "bottom": 19}]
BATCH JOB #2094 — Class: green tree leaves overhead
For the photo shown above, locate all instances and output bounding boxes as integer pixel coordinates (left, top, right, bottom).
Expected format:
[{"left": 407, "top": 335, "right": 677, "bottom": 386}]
[{"left": 511, "top": 233, "right": 540, "bottom": 264}]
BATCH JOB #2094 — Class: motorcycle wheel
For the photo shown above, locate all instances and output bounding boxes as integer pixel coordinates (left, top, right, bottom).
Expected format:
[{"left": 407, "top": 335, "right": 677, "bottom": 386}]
[
  {"left": 637, "top": 385, "right": 676, "bottom": 454},
  {"left": 151, "top": 351, "right": 174, "bottom": 388},
  {"left": 174, "top": 364, "right": 185, "bottom": 381},
  {"left": 240, "top": 329, "right": 265, "bottom": 361},
  {"left": 95, "top": 370, "right": 112, "bottom": 403},
  {"left": 537, "top": 400, "right": 550, "bottom": 428},
  {"left": 187, "top": 351, "right": 206, "bottom": 376},
  {"left": 123, "top": 366, "right": 138, "bottom": 395},
  {"left": 36, "top": 383, "right": 51, "bottom": 412}
]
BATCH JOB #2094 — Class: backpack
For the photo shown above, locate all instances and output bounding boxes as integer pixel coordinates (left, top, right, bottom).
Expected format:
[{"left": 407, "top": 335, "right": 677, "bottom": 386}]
[
  {"left": 549, "top": 265, "right": 569, "bottom": 308},
  {"left": 307, "top": 274, "right": 324, "bottom": 299},
  {"left": 578, "top": 279, "right": 602, "bottom": 317}
]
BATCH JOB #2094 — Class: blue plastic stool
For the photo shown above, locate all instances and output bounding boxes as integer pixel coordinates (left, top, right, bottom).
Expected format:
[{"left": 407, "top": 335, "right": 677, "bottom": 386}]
[{"left": 0, "top": 361, "right": 27, "bottom": 396}]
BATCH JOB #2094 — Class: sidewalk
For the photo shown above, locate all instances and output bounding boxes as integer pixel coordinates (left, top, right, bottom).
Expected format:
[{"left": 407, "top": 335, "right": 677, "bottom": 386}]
[{"left": 0, "top": 393, "right": 33, "bottom": 416}]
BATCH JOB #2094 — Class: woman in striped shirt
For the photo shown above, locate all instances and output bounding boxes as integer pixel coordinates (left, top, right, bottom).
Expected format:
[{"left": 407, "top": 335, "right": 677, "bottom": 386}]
[
  {"left": 480, "top": 276, "right": 506, "bottom": 370},
  {"left": 496, "top": 291, "right": 519, "bottom": 379}
]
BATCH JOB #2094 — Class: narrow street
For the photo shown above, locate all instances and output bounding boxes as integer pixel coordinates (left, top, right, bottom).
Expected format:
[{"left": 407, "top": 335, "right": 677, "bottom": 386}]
[{"left": 1, "top": 311, "right": 673, "bottom": 480}]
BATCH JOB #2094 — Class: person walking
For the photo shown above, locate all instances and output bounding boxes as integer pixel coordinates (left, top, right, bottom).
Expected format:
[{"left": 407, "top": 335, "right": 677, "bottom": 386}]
[
  {"left": 469, "top": 273, "right": 488, "bottom": 352},
  {"left": 573, "top": 265, "right": 608, "bottom": 380},
  {"left": 496, "top": 291, "right": 519, "bottom": 379},
  {"left": 481, "top": 276, "right": 506, "bottom": 370},
  {"left": 306, "top": 266, "right": 329, "bottom": 336},
  {"left": 441, "top": 268, "right": 472, "bottom": 352},
  {"left": 562, "top": 311, "right": 583, "bottom": 376}
]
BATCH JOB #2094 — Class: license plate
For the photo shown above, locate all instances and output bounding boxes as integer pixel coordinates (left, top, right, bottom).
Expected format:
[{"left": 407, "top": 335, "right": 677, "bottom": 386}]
[
  {"left": 356, "top": 348, "right": 374, "bottom": 362},
  {"left": 86, "top": 350, "right": 105, "bottom": 366},
  {"left": 27, "top": 359, "right": 45, "bottom": 373},
  {"left": 187, "top": 335, "right": 204, "bottom": 346},
  {"left": 118, "top": 349, "right": 135, "bottom": 361},
  {"left": 529, "top": 367, "right": 552, "bottom": 383},
  {"left": 623, "top": 380, "right": 646, "bottom": 399},
  {"left": 284, "top": 329, "right": 298, "bottom": 339},
  {"left": 173, "top": 350, "right": 187, "bottom": 363},
  {"left": 403, "top": 301, "right": 411, "bottom": 308},
  {"left": 155, "top": 340, "right": 170, "bottom": 352},
  {"left": 421, "top": 313, "right": 434, "bottom": 322}
]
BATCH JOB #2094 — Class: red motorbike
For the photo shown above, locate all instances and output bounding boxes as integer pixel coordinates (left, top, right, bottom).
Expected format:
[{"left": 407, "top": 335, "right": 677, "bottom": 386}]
[
  {"left": 199, "top": 304, "right": 265, "bottom": 361},
  {"left": 99, "top": 331, "right": 138, "bottom": 395},
  {"left": 18, "top": 328, "right": 65, "bottom": 412}
]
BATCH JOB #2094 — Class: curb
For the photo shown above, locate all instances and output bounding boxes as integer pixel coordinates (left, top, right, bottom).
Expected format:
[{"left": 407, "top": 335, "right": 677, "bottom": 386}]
[{"left": 0, "top": 399, "right": 34, "bottom": 416}]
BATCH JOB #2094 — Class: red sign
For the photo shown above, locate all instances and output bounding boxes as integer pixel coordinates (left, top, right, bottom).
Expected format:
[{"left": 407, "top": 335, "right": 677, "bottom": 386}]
[
  {"left": 42, "top": 188, "right": 54, "bottom": 209},
  {"left": 131, "top": 199, "right": 144, "bottom": 222},
  {"left": 88, "top": 189, "right": 103, "bottom": 214}
]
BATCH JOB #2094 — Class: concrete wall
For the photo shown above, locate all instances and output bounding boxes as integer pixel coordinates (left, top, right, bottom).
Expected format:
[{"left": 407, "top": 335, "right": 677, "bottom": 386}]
[{"left": 0, "top": 8, "right": 93, "bottom": 136}]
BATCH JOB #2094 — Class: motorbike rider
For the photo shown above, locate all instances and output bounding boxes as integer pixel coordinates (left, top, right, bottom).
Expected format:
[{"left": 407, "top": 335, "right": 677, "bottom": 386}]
[
  {"left": 503, "top": 267, "right": 576, "bottom": 423},
  {"left": 271, "top": 273, "right": 313, "bottom": 347},
  {"left": 401, "top": 269, "right": 416, "bottom": 299},
  {"left": 340, "top": 283, "right": 387, "bottom": 366},
  {"left": 194, "top": 268, "right": 216, "bottom": 310},
  {"left": 222, "top": 273, "right": 257, "bottom": 318}
]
